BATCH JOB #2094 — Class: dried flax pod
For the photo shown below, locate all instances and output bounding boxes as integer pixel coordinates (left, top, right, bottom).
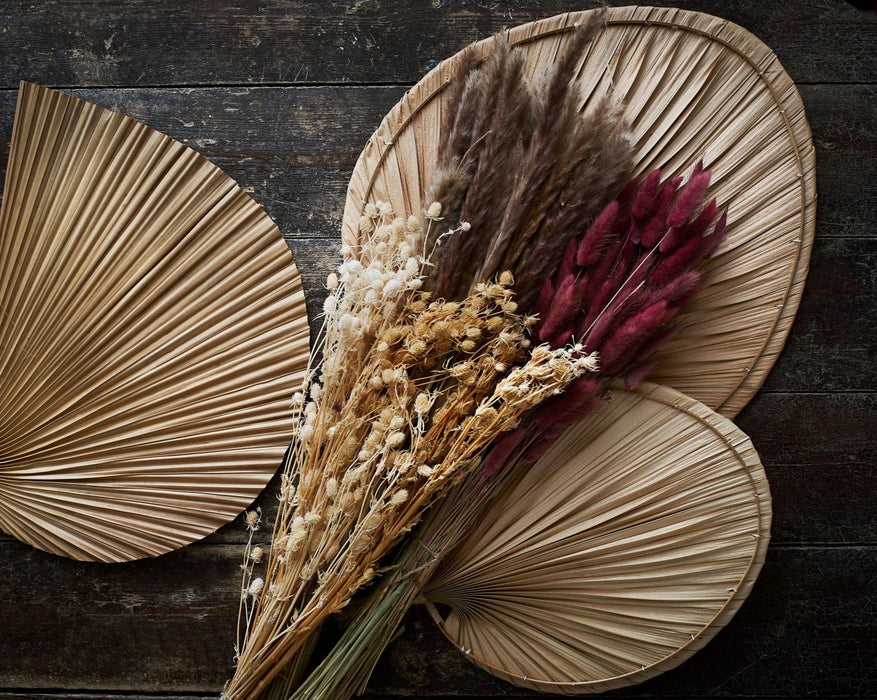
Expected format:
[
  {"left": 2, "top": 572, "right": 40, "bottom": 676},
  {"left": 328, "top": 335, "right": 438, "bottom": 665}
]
[{"left": 224, "top": 205, "right": 596, "bottom": 700}]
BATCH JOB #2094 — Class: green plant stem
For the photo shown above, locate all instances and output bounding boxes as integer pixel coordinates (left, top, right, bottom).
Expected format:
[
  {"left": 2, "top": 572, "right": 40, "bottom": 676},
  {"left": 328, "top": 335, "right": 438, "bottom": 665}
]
[
  {"left": 286, "top": 458, "right": 513, "bottom": 700},
  {"left": 288, "top": 533, "right": 447, "bottom": 700},
  {"left": 260, "top": 627, "right": 321, "bottom": 700}
]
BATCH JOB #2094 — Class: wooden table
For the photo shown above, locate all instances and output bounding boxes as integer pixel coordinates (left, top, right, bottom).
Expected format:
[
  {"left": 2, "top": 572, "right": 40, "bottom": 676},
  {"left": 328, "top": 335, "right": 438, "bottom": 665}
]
[{"left": 1, "top": 1, "right": 874, "bottom": 698}]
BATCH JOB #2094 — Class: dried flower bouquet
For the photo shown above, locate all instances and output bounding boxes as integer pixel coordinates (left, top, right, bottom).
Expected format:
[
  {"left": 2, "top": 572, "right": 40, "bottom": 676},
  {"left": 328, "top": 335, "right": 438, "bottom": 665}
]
[
  {"left": 224, "top": 209, "right": 598, "bottom": 700},
  {"left": 227, "top": 12, "right": 729, "bottom": 700},
  {"left": 285, "top": 163, "right": 727, "bottom": 700}
]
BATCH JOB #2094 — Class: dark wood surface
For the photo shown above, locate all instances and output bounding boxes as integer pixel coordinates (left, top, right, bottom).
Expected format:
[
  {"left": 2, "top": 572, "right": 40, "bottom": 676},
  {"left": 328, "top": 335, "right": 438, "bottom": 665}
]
[{"left": 0, "top": 1, "right": 874, "bottom": 698}]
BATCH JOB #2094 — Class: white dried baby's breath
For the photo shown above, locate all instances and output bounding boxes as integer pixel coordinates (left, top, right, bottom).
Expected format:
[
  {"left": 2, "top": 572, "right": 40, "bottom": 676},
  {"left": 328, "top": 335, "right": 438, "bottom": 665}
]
[{"left": 229, "top": 201, "right": 598, "bottom": 700}]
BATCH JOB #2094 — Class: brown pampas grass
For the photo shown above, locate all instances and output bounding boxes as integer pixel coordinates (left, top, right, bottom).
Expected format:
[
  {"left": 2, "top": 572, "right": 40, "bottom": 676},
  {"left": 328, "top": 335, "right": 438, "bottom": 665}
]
[
  {"left": 426, "top": 10, "right": 635, "bottom": 307},
  {"left": 495, "top": 96, "right": 632, "bottom": 308},
  {"left": 425, "top": 36, "right": 535, "bottom": 290}
]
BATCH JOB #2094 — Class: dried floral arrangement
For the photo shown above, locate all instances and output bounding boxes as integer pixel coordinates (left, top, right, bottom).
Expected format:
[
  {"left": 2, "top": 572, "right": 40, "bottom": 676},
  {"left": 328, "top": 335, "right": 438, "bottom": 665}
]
[
  {"left": 225, "top": 5, "right": 815, "bottom": 699},
  {"left": 0, "top": 3, "right": 816, "bottom": 697}
]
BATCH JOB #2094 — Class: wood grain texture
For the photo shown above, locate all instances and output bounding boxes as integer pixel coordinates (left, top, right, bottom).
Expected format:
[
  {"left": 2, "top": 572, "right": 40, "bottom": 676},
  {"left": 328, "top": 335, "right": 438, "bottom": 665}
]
[
  {"left": 0, "top": 1, "right": 874, "bottom": 87},
  {"left": 1, "top": 541, "right": 874, "bottom": 698},
  {"left": 0, "top": 0, "right": 873, "bottom": 698},
  {"left": 1, "top": 82, "right": 873, "bottom": 245}
]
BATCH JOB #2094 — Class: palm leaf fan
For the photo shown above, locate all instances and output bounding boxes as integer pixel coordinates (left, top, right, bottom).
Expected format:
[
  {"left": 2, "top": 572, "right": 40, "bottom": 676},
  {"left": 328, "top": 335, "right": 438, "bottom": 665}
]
[
  {"left": 341, "top": 5, "right": 815, "bottom": 418},
  {"left": 0, "top": 82, "right": 310, "bottom": 562},
  {"left": 424, "top": 382, "right": 770, "bottom": 694}
]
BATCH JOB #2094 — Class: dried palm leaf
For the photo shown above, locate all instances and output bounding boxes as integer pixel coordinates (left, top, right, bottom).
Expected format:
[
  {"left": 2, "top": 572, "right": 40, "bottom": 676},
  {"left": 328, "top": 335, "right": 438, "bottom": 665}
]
[
  {"left": 342, "top": 5, "right": 816, "bottom": 418},
  {"left": 0, "top": 82, "right": 310, "bottom": 562},
  {"left": 424, "top": 381, "right": 770, "bottom": 694}
]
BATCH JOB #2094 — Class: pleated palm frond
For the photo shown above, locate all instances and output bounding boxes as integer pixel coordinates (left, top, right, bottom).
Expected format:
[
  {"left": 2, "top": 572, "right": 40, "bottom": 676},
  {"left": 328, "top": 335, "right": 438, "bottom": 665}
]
[
  {"left": 341, "top": 5, "right": 815, "bottom": 418},
  {"left": 424, "top": 382, "right": 770, "bottom": 695},
  {"left": 0, "top": 82, "right": 310, "bottom": 562}
]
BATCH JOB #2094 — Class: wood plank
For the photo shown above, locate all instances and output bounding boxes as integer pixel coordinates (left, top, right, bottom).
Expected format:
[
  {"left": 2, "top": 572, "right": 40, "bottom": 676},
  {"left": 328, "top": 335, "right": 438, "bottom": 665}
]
[
  {"left": 277, "top": 234, "right": 877, "bottom": 401},
  {"left": 1, "top": 83, "right": 874, "bottom": 242},
  {"left": 204, "top": 400, "right": 877, "bottom": 548},
  {"left": 286, "top": 235, "right": 877, "bottom": 395},
  {"left": 735, "top": 392, "right": 875, "bottom": 468},
  {"left": 0, "top": 0, "right": 873, "bottom": 89},
  {"left": 0, "top": 696, "right": 213, "bottom": 700},
  {"left": 0, "top": 228, "right": 872, "bottom": 552},
  {"left": 798, "top": 84, "right": 877, "bottom": 240},
  {"left": 0, "top": 86, "right": 407, "bottom": 241},
  {"left": 760, "top": 236, "right": 876, "bottom": 393},
  {"left": 2, "top": 541, "right": 871, "bottom": 697},
  {"left": 0, "top": 540, "right": 239, "bottom": 692},
  {"left": 72, "top": 393, "right": 877, "bottom": 552},
  {"left": 1, "top": 84, "right": 869, "bottom": 391},
  {"left": 0, "top": 83, "right": 872, "bottom": 558},
  {"left": 768, "top": 464, "right": 877, "bottom": 544},
  {"left": 1, "top": 388, "right": 871, "bottom": 552}
]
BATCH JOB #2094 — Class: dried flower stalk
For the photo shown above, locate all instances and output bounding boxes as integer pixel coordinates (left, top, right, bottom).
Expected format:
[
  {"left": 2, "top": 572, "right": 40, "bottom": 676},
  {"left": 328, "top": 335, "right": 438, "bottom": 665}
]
[
  {"left": 426, "top": 12, "right": 634, "bottom": 308},
  {"left": 286, "top": 164, "right": 727, "bottom": 700},
  {"left": 224, "top": 206, "right": 596, "bottom": 700}
]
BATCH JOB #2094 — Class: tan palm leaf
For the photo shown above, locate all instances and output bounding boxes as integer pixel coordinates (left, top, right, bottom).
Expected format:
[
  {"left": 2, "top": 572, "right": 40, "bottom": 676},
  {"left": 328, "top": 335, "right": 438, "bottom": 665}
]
[
  {"left": 425, "top": 382, "right": 770, "bottom": 694},
  {"left": 341, "top": 5, "right": 815, "bottom": 418},
  {"left": 0, "top": 82, "right": 310, "bottom": 562}
]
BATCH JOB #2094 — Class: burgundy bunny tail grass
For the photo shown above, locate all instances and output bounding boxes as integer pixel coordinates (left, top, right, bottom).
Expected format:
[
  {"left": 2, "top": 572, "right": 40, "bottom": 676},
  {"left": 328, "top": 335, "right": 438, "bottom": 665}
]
[{"left": 503, "top": 165, "right": 727, "bottom": 469}]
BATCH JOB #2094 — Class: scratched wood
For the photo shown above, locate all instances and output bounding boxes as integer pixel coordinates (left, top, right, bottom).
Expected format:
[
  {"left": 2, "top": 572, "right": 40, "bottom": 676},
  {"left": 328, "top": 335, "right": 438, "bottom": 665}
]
[
  {"left": 0, "top": 0, "right": 874, "bottom": 87},
  {"left": 0, "top": 1, "right": 874, "bottom": 698}
]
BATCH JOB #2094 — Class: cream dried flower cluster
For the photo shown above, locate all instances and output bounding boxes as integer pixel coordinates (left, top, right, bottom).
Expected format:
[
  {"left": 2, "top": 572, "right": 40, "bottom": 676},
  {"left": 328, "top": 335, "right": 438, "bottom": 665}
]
[{"left": 227, "top": 203, "right": 597, "bottom": 700}]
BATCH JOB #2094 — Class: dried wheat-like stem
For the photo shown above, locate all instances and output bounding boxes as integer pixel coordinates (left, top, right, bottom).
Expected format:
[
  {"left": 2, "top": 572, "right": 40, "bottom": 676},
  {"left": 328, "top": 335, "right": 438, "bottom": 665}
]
[
  {"left": 224, "top": 205, "right": 596, "bottom": 700},
  {"left": 284, "top": 164, "right": 727, "bottom": 700},
  {"left": 287, "top": 458, "right": 503, "bottom": 700}
]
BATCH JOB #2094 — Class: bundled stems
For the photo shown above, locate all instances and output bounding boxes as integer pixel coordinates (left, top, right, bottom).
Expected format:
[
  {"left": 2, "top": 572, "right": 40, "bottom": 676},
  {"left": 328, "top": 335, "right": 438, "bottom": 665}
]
[
  {"left": 280, "top": 163, "right": 727, "bottom": 700},
  {"left": 229, "top": 16, "right": 727, "bottom": 700},
  {"left": 288, "top": 456, "right": 525, "bottom": 700},
  {"left": 287, "top": 525, "right": 453, "bottom": 700}
]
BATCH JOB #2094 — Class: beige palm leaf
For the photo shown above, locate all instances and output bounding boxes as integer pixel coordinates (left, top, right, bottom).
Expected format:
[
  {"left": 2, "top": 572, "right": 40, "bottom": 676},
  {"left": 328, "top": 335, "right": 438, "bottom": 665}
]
[
  {"left": 341, "top": 5, "right": 816, "bottom": 418},
  {"left": 425, "top": 382, "right": 770, "bottom": 694},
  {"left": 0, "top": 82, "right": 310, "bottom": 562}
]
